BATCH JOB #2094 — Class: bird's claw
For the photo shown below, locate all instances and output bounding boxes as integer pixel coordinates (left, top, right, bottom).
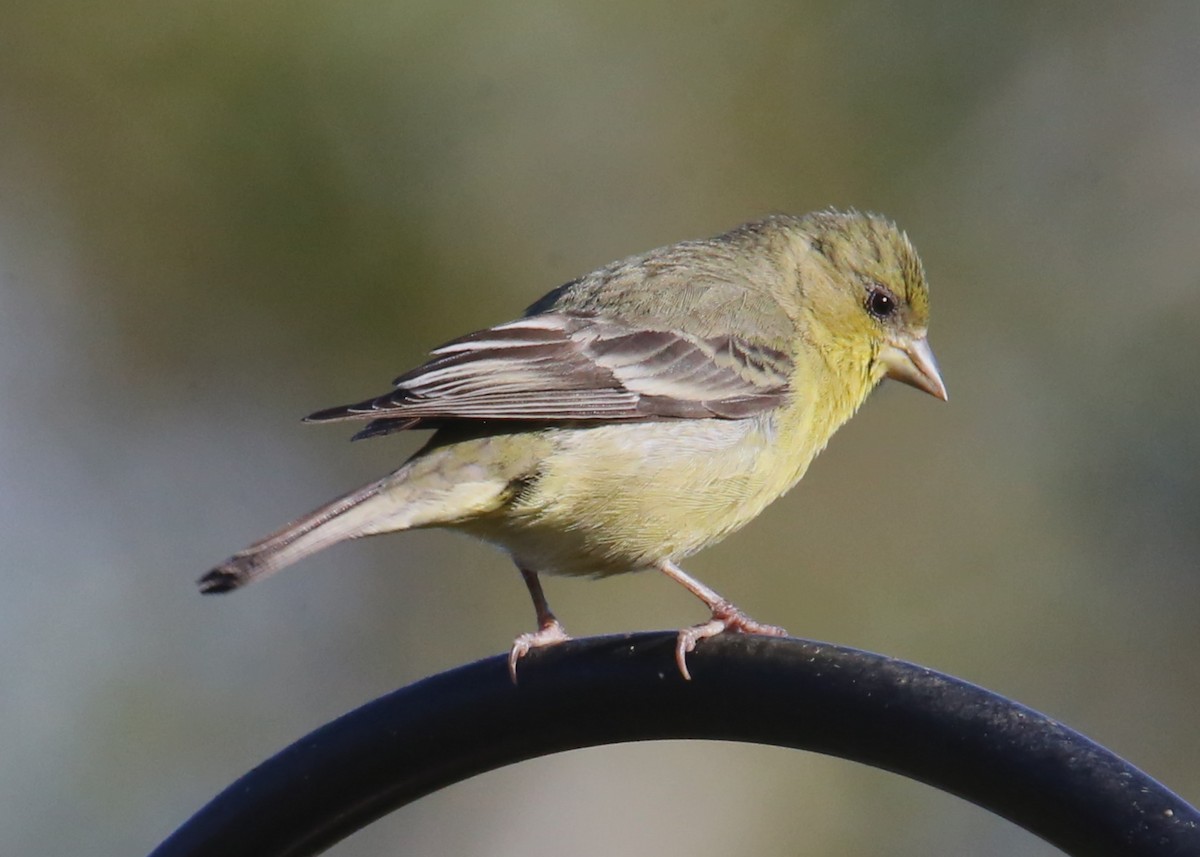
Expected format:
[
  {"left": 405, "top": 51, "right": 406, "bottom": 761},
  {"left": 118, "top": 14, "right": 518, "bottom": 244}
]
[
  {"left": 674, "top": 602, "right": 788, "bottom": 680},
  {"left": 508, "top": 620, "right": 572, "bottom": 683}
]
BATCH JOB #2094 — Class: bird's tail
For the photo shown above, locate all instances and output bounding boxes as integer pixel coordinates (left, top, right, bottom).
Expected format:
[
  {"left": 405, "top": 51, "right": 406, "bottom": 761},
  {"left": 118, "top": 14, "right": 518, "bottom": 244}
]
[
  {"left": 199, "top": 446, "right": 515, "bottom": 594},
  {"left": 198, "top": 478, "right": 394, "bottom": 594}
]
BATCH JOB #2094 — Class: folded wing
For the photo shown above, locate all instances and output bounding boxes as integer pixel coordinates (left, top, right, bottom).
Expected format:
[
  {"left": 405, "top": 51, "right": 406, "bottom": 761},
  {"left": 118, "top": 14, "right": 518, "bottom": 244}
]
[{"left": 306, "top": 313, "right": 792, "bottom": 438}]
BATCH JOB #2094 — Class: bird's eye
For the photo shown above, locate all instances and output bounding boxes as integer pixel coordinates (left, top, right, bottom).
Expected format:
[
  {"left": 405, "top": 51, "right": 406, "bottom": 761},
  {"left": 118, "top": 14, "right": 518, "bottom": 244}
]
[{"left": 866, "top": 285, "right": 898, "bottom": 320}]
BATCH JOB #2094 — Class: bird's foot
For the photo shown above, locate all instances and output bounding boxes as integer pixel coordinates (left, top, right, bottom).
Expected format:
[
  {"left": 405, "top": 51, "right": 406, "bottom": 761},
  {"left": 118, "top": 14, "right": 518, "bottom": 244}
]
[
  {"left": 508, "top": 620, "right": 572, "bottom": 683},
  {"left": 674, "top": 601, "right": 788, "bottom": 680}
]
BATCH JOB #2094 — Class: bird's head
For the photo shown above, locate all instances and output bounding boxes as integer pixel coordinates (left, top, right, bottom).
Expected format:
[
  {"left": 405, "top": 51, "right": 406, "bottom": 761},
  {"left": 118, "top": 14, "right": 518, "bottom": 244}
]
[{"left": 794, "top": 210, "right": 947, "bottom": 402}]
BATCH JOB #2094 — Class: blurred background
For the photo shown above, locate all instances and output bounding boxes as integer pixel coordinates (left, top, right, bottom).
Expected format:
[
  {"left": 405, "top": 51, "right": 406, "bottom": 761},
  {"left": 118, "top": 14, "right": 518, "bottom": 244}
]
[{"left": 2, "top": 2, "right": 1198, "bottom": 855}]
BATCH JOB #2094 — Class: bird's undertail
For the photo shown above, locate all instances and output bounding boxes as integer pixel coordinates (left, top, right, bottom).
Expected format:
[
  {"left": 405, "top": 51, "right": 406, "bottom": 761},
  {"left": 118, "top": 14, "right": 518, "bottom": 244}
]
[{"left": 198, "top": 478, "right": 394, "bottom": 594}]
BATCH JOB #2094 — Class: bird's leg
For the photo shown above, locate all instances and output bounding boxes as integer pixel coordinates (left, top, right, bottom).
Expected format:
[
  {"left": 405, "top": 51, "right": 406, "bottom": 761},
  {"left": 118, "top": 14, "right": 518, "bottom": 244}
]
[
  {"left": 508, "top": 564, "right": 571, "bottom": 682},
  {"left": 657, "top": 559, "right": 788, "bottom": 680}
]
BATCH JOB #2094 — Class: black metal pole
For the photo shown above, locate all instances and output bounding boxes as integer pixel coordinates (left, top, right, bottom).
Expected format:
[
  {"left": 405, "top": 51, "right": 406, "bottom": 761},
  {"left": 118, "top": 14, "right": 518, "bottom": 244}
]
[{"left": 150, "top": 633, "right": 1200, "bottom": 857}]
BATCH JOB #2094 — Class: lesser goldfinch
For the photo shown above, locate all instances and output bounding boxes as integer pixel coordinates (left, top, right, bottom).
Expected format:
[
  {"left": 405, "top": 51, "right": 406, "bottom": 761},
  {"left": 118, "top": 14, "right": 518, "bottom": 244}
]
[{"left": 200, "top": 210, "right": 946, "bottom": 679}]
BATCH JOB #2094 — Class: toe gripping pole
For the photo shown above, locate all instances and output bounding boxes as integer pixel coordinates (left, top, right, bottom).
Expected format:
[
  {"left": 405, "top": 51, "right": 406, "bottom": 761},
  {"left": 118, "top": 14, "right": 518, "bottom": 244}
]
[{"left": 150, "top": 633, "right": 1200, "bottom": 857}]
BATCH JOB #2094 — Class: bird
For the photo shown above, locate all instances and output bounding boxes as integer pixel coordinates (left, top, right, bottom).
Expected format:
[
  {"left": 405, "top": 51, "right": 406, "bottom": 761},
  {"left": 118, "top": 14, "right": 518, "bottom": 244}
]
[{"left": 199, "top": 210, "right": 946, "bottom": 680}]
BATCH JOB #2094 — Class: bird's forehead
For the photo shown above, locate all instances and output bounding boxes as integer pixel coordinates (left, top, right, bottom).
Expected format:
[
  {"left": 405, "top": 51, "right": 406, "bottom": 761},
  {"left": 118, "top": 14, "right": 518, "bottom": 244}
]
[
  {"left": 875, "top": 230, "right": 928, "bottom": 310},
  {"left": 810, "top": 217, "right": 928, "bottom": 304}
]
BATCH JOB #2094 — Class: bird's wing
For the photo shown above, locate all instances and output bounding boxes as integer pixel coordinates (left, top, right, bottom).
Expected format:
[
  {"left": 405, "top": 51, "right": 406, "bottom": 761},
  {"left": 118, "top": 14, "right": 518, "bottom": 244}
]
[{"left": 306, "top": 313, "right": 792, "bottom": 438}]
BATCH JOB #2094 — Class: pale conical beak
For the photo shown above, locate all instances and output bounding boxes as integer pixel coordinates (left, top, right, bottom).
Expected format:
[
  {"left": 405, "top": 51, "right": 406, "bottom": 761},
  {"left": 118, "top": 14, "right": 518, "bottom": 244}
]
[{"left": 880, "top": 335, "right": 948, "bottom": 401}]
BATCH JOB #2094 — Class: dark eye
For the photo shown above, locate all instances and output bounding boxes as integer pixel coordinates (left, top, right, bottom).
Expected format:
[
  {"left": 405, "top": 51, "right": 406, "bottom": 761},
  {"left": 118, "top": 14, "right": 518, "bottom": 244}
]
[{"left": 866, "top": 285, "right": 898, "bottom": 320}]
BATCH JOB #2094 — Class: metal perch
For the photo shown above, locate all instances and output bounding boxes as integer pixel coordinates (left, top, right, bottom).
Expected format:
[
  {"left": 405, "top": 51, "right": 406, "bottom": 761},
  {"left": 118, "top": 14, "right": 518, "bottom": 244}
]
[{"left": 149, "top": 633, "right": 1200, "bottom": 857}]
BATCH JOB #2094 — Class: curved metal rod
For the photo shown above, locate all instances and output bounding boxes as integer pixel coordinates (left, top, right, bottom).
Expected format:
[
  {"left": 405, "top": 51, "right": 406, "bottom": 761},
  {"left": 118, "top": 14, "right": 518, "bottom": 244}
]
[{"left": 150, "top": 633, "right": 1200, "bottom": 857}]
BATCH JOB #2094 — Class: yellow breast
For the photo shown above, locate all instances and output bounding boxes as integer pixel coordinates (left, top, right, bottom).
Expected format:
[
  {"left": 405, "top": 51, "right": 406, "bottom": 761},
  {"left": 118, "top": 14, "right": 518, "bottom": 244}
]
[{"left": 477, "top": 393, "right": 813, "bottom": 575}]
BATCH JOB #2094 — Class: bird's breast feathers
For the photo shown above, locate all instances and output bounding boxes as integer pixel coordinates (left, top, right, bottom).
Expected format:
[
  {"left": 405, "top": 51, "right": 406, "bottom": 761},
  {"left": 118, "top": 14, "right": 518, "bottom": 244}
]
[{"left": 458, "top": 383, "right": 839, "bottom": 576}]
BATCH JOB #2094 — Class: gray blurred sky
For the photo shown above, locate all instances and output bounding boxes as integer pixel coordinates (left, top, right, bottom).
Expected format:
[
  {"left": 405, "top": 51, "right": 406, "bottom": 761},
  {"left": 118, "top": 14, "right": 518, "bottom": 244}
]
[{"left": 1, "top": 3, "right": 1197, "bottom": 856}]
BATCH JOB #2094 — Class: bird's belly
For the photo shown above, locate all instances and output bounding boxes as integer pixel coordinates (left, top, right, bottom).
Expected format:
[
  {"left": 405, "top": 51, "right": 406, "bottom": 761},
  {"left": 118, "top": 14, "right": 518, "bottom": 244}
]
[{"left": 464, "top": 415, "right": 815, "bottom": 577}]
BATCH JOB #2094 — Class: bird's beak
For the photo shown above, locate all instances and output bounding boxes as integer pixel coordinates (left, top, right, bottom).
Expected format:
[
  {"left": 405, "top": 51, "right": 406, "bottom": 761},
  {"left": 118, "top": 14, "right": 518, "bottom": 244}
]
[{"left": 880, "top": 335, "right": 948, "bottom": 401}]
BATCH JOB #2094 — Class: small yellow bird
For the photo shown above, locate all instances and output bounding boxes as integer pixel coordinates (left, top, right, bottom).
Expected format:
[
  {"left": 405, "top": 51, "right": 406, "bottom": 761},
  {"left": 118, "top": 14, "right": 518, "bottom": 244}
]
[{"left": 200, "top": 210, "right": 946, "bottom": 679}]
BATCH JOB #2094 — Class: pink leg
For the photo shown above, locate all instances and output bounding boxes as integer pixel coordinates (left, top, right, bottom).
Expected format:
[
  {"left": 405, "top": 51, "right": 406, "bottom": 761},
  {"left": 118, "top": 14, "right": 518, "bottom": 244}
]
[
  {"left": 658, "top": 559, "right": 787, "bottom": 680},
  {"left": 508, "top": 565, "right": 571, "bottom": 682}
]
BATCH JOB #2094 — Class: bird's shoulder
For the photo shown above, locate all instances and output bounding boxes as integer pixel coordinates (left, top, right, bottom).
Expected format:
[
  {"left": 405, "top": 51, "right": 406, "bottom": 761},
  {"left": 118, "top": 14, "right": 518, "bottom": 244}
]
[{"left": 524, "top": 234, "right": 796, "bottom": 349}]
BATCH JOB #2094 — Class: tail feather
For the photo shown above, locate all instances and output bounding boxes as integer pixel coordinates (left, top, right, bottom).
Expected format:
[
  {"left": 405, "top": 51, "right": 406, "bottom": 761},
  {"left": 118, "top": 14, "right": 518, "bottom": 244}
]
[
  {"left": 198, "top": 478, "right": 388, "bottom": 594},
  {"left": 199, "top": 436, "right": 518, "bottom": 590},
  {"left": 200, "top": 450, "right": 515, "bottom": 594}
]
